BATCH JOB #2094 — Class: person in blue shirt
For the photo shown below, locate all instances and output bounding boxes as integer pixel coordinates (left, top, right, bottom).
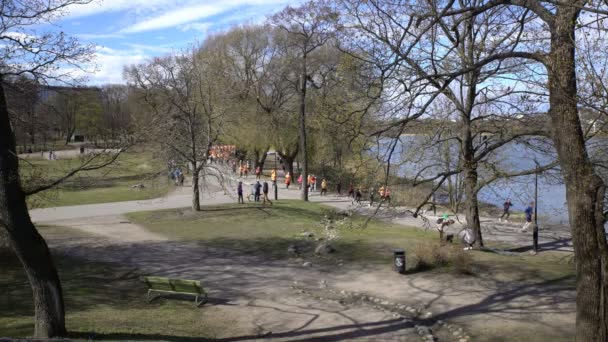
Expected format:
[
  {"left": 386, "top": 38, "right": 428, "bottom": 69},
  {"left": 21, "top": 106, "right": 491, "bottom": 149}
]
[{"left": 521, "top": 201, "right": 534, "bottom": 232}]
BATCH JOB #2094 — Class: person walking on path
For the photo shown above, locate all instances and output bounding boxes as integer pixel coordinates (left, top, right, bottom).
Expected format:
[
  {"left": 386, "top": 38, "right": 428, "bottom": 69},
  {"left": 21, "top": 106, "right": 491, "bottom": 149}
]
[
  {"left": 384, "top": 187, "right": 391, "bottom": 206},
  {"left": 285, "top": 172, "right": 292, "bottom": 189},
  {"left": 254, "top": 181, "right": 262, "bottom": 202},
  {"left": 262, "top": 181, "right": 272, "bottom": 206},
  {"left": 521, "top": 201, "right": 534, "bottom": 232},
  {"left": 369, "top": 186, "right": 375, "bottom": 207},
  {"left": 239, "top": 164, "right": 244, "bottom": 178},
  {"left": 237, "top": 181, "right": 244, "bottom": 204},
  {"left": 311, "top": 175, "right": 317, "bottom": 191},
  {"left": 354, "top": 188, "right": 362, "bottom": 205},
  {"left": 499, "top": 198, "right": 513, "bottom": 222},
  {"left": 297, "top": 174, "right": 303, "bottom": 190},
  {"left": 336, "top": 180, "right": 342, "bottom": 195},
  {"left": 307, "top": 175, "right": 312, "bottom": 190},
  {"left": 255, "top": 166, "right": 262, "bottom": 180},
  {"left": 271, "top": 168, "right": 277, "bottom": 182},
  {"left": 320, "top": 178, "right": 328, "bottom": 196},
  {"left": 244, "top": 164, "right": 249, "bottom": 178},
  {"left": 348, "top": 182, "right": 354, "bottom": 198}
]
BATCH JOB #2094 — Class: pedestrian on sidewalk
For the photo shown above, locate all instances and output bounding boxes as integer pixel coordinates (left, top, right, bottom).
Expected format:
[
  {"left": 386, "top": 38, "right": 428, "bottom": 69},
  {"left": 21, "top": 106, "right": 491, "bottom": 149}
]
[
  {"left": 348, "top": 182, "right": 354, "bottom": 198},
  {"left": 499, "top": 198, "right": 512, "bottom": 222},
  {"left": 321, "top": 178, "right": 328, "bottom": 196},
  {"left": 239, "top": 163, "right": 244, "bottom": 178},
  {"left": 271, "top": 168, "right": 277, "bottom": 182},
  {"left": 336, "top": 180, "right": 342, "bottom": 195},
  {"left": 262, "top": 180, "right": 272, "bottom": 205},
  {"left": 297, "top": 174, "right": 303, "bottom": 190},
  {"left": 384, "top": 187, "right": 391, "bottom": 206},
  {"left": 285, "top": 172, "right": 292, "bottom": 189},
  {"left": 354, "top": 188, "right": 362, "bottom": 205},
  {"left": 311, "top": 175, "right": 317, "bottom": 191},
  {"left": 255, "top": 166, "right": 262, "bottom": 180},
  {"left": 254, "top": 181, "right": 262, "bottom": 202},
  {"left": 244, "top": 164, "right": 249, "bottom": 178},
  {"left": 369, "top": 186, "right": 375, "bottom": 207},
  {"left": 237, "top": 181, "right": 244, "bottom": 204},
  {"left": 521, "top": 201, "right": 534, "bottom": 232}
]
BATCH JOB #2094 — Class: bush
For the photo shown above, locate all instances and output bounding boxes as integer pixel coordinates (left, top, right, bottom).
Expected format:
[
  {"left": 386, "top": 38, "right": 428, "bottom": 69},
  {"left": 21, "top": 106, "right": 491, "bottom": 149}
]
[{"left": 412, "top": 241, "right": 474, "bottom": 275}]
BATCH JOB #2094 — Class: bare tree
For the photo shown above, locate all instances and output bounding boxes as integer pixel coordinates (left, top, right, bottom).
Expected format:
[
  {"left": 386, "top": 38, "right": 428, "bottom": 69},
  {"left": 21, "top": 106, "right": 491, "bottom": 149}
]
[
  {"left": 125, "top": 47, "right": 230, "bottom": 211},
  {"left": 270, "top": 1, "right": 337, "bottom": 201},
  {"left": 0, "top": 0, "right": 97, "bottom": 337},
  {"left": 338, "top": 0, "right": 608, "bottom": 339}
]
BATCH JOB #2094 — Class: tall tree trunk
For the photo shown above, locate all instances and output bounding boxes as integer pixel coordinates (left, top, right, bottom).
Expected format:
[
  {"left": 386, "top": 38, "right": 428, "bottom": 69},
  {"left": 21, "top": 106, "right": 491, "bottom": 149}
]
[
  {"left": 461, "top": 113, "right": 483, "bottom": 247},
  {"left": 0, "top": 81, "right": 67, "bottom": 338},
  {"left": 550, "top": 9, "right": 608, "bottom": 341},
  {"left": 278, "top": 145, "right": 298, "bottom": 180},
  {"left": 299, "top": 54, "right": 309, "bottom": 201},
  {"left": 463, "top": 165, "right": 483, "bottom": 247},
  {"left": 192, "top": 168, "right": 201, "bottom": 211},
  {"left": 253, "top": 148, "right": 269, "bottom": 170}
]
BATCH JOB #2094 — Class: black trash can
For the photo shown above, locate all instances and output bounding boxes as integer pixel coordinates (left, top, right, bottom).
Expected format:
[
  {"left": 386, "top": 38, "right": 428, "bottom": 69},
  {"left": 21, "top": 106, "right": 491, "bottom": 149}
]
[
  {"left": 394, "top": 249, "right": 406, "bottom": 274},
  {"left": 79, "top": 147, "right": 85, "bottom": 154}
]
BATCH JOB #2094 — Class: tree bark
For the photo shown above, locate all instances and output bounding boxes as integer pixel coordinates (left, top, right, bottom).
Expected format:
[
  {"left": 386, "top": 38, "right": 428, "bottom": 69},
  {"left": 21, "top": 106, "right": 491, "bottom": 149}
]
[
  {"left": 549, "top": 9, "right": 608, "bottom": 341},
  {"left": 278, "top": 145, "right": 298, "bottom": 180},
  {"left": 253, "top": 148, "right": 269, "bottom": 170},
  {"left": 461, "top": 110, "right": 483, "bottom": 247},
  {"left": 192, "top": 168, "right": 201, "bottom": 211},
  {"left": 299, "top": 53, "right": 309, "bottom": 201},
  {"left": 0, "top": 81, "right": 67, "bottom": 338}
]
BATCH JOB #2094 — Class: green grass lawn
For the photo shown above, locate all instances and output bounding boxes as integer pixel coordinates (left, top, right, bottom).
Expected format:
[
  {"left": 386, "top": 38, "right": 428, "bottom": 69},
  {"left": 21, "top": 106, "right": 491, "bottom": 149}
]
[
  {"left": 0, "top": 228, "right": 231, "bottom": 340},
  {"left": 21, "top": 150, "right": 171, "bottom": 208},
  {"left": 127, "top": 200, "right": 575, "bottom": 282}
]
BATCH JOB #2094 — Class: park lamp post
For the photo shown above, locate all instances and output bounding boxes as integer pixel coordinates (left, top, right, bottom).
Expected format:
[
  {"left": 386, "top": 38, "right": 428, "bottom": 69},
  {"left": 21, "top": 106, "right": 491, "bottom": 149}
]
[
  {"left": 533, "top": 160, "right": 540, "bottom": 254},
  {"left": 273, "top": 151, "right": 278, "bottom": 201}
]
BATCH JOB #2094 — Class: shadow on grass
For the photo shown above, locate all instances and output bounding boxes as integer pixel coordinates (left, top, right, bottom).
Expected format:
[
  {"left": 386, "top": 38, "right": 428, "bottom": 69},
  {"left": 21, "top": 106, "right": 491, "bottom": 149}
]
[{"left": 70, "top": 317, "right": 411, "bottom": 342}]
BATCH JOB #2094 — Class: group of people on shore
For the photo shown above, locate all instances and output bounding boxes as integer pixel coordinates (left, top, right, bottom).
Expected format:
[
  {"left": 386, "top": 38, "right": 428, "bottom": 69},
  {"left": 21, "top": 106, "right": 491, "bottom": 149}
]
[{"left": 346, "top": 183, "right": 392, "bottom": 206}]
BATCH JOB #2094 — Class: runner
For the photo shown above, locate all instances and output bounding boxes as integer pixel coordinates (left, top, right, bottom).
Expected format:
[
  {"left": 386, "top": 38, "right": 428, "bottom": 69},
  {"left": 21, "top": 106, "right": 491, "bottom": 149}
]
[
  {"left": 285, "top": 172, "right": 292, "bottom": 189},
  {"left": 521, "top": 201, "right": 534, "bottom": 232},
  {"left": 297, "top": 174, "right": 303, "bottom": 190},
  {"left": 498, "top": 198, "right": 512, "bottom": 222},
  {"left": 254, "top": 181, "right": 262, "bottom": 202}
]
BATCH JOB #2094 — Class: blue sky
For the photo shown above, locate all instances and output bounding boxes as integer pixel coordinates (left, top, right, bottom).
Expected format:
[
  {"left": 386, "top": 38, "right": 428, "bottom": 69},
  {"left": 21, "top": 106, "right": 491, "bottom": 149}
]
[{"left": 51, "top": 0, "right": 300, "bottom": 84}]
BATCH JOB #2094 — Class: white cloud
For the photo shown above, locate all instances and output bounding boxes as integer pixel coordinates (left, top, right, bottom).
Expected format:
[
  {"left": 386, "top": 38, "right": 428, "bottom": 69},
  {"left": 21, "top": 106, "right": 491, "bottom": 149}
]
[
  {"left": 180, "top": 22, "right": 212, "bottom": 34},
  {"left": 88, "top": 49, "right": 148, "bottom": 84},
  {"left": 76, "top": 33, "right": 125, "bottom": 40},
  {"left": 63, "top": 0, "right": 168, "bottom": 19},
  {"left": 119, "top": 0, "right": 291, "bottom": 34},
  {"left": 120, "top": 3, "right": 229, "bottom": 33}
]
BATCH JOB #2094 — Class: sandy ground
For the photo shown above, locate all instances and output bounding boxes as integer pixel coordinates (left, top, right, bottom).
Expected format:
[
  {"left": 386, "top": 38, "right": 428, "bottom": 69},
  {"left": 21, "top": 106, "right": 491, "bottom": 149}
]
[{"left": 30, "top": 168, "right": 575, "bottom": 341}]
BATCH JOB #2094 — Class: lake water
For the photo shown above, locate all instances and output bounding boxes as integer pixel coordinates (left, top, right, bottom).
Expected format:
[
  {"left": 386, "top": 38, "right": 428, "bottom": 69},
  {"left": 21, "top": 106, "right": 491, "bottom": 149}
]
[{"left": 379, "top": 135, "right": 607, "bottom": 225}]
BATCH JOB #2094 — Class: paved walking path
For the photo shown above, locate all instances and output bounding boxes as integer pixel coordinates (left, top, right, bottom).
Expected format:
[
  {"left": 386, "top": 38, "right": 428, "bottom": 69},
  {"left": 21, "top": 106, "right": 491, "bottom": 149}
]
[{"left": 31, "top": 169, "right": 573, "bottom": 252}]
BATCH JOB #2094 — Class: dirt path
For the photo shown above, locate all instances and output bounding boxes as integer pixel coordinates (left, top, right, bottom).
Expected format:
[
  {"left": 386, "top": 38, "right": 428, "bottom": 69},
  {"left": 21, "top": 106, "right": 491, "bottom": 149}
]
[{"left": 31, "top": 169, "right": 575, "bottom": 341}]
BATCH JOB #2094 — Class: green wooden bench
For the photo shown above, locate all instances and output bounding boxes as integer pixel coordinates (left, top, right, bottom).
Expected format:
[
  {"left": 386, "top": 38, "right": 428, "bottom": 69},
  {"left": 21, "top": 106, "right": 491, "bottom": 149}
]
[{"left": 140, "top": 276, "right": 208, "bottom": 306}]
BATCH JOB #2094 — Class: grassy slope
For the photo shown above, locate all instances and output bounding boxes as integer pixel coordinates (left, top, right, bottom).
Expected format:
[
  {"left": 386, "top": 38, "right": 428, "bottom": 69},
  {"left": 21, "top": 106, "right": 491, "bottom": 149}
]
[{"left": 22, "top": 151, "right": 170, "bottom": 208}]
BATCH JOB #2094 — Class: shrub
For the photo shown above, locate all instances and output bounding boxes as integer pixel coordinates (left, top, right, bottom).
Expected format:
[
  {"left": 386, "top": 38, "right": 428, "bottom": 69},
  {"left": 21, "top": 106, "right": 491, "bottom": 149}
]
[{"left": 411, "top": 241, "right": 474, "bottom": 275}]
